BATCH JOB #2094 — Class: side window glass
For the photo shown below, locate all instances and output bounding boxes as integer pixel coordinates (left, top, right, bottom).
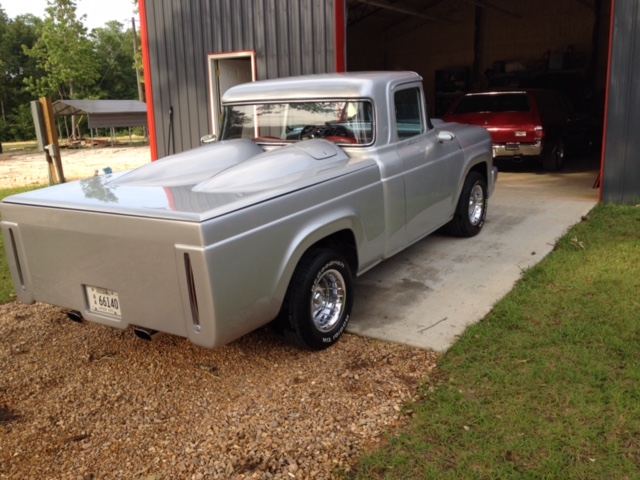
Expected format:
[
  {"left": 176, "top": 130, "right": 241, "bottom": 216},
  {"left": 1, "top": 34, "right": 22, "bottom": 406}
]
[{"left": 394, "top": 87, "right": 424, "bottom": 139}]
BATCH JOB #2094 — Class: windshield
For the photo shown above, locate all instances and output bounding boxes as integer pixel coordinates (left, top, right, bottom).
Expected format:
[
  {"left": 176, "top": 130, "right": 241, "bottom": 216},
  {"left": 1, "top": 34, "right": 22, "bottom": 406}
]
[{"left": 219, "top": 100, "right": 374, "bottom": 145}]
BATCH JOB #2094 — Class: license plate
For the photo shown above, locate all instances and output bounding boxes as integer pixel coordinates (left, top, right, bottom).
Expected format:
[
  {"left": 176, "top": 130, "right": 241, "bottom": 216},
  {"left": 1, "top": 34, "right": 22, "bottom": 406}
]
[{"left": 86, "top": 286, "right": 122, "bottom": 317}]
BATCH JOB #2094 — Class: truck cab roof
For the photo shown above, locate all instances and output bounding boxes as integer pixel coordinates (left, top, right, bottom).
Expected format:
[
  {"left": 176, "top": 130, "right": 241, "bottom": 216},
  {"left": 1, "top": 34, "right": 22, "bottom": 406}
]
[{"left": 222, "top": 71, "right": 423, "bottom": 104}]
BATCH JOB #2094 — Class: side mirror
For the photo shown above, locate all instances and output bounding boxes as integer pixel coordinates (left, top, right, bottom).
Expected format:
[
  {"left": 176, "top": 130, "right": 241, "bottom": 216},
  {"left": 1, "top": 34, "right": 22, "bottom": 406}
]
[
  {"left": 437, "top": 131, "right": 455, "bottom": 143},
  {"left": 200, "top": 133, "right": 216, "bottom": 144}
]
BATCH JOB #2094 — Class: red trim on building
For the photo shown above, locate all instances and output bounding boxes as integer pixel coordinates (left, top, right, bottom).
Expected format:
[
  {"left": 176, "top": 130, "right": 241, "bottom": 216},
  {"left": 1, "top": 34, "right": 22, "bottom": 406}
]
[
  {"left": 598, "top": 0, "right": 616, "bottom": 202},
  {"left": 335, "top": 0, "right": 346, "bottom": 72},
  {"left": 138, "top": 0, "right": 159, "bottom": 161},
  {"left": 163, "top": 187, "right": 177, "bottom": 211}
]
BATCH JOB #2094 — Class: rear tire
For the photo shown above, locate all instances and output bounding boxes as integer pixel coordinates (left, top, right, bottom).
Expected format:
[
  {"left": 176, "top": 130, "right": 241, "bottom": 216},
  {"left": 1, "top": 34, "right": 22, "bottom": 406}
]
[
  {"left": 542, "top": 140, "right": 565, "bottom": 171},
  {"left": 445, "top": 171, "right": 487, "bottom": 237},
  {"left": 279, "top": 248, "right": 353, "bottom": 350}
]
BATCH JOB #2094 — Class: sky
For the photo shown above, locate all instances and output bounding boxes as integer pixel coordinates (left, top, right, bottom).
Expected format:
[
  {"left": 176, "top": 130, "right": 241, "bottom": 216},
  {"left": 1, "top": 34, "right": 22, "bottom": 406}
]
[{"left": 2, "top": 0, "right": 138, "bottom": 31}]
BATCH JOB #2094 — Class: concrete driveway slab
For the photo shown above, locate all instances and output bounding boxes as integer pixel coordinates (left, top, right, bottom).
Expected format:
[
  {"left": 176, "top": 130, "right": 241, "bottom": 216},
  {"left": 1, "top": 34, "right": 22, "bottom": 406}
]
[{"left": 347, "top": 160, "right": 600, "bottom": 351}]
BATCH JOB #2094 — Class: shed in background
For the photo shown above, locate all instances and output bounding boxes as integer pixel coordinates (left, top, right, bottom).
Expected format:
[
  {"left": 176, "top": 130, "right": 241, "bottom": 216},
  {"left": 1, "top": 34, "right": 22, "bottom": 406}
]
[
  {"left": 52, "top": 100, "right": 148, "bottom": 129},
  {"left": 53, "top": 99, "right": 148, "bottom": 146}
]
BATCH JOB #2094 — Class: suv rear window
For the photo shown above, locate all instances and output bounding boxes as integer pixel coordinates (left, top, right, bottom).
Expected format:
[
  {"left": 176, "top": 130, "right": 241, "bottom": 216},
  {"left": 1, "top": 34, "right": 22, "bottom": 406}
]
[{"left": 453, "top": 93, "right": 531, "bottom": 114}]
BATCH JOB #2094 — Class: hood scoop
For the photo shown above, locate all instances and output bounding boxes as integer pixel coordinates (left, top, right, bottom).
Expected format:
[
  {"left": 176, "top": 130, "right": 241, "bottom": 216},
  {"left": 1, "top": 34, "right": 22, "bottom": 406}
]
[
  {"left": 110, "top": 139, "right": 264, "bottom": 187},
  {"left": 193, "top": 139, "right": 349, "bottom": 193}
]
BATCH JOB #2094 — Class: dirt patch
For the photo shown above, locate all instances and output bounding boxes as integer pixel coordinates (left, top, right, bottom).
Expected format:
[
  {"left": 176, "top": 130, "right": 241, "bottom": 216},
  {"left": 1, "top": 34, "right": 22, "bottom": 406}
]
[{"left": 0, "top": 144, "right": 151, "bottom": 189}]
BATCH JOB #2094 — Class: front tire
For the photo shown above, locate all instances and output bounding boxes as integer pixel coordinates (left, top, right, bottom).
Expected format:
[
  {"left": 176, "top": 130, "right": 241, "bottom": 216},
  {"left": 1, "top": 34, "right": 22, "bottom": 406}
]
[
  {"left": 280, "top": 249, "right": 353, "bottom": 350},
  {"left": 446, "top": 171, "right": 488, "bottom": 237}
]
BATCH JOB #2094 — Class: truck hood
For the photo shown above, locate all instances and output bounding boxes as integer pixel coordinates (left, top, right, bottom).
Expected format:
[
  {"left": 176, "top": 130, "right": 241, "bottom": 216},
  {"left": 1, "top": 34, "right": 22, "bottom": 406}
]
[{"left": 2, "top": 139, "right": 371, "bottom": 222}]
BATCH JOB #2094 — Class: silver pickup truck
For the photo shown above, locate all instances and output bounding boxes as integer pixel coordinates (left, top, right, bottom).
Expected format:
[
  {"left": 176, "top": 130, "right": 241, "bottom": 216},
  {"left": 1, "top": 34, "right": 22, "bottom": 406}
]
[{"left": 1, "top": 71, "right": 497, "bottom": 350}]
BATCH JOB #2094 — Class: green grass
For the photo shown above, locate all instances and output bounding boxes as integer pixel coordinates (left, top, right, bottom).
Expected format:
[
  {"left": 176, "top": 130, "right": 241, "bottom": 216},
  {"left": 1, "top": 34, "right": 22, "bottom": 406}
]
[
  {"left": 0, "top": 186, "right": 44, "bottom": 303},
  {"left": 0, "top": 141, "right": 39, "bottom": 155},
  {"left": 352, "top": 203, "right": 640, "bottom": 479}
]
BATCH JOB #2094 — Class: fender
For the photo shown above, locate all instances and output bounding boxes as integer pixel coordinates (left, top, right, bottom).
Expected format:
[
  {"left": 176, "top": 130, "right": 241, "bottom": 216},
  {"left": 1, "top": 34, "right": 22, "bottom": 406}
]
[{"left": 270, "top": 209, "right": 368, "bottom": 312}]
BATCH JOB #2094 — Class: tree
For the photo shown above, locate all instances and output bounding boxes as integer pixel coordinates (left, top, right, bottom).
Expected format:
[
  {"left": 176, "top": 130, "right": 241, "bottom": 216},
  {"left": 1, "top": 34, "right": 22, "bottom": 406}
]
[
  {"left": 23, "top": 0, "right": 99, "bottom": 138},
  {"left": 0, "top": 9, "right": 43, "bottom": 141},
  {"left": 24, "top": 0, "right": 99, "bottom": 99},
  {"left": 1, "top": 1, "right": 142, "bottom": 142},
  {"left": 91, "top": 21, "right": 138, "bottom": 100}
]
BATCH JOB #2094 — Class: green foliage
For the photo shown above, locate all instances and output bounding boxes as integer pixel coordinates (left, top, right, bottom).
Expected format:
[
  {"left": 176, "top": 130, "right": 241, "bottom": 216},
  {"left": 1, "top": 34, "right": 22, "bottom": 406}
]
[
  {"left": 0, "top": 11, "right": 44, "bottom": 141},
  {"left": 6, "top": 104, "right": 36, "bottom": 140},
  {"left": 0, "top": 2, "right": 141, "bottom": 142},
  {"left": 91, "top": 21, "right": 138, "bottom": 99},
  {"left": 352, "top": 204, "right": 640, "bottom": 479},
  {"left": 23, "top": 0, "right": 99, "bottom": 100}
]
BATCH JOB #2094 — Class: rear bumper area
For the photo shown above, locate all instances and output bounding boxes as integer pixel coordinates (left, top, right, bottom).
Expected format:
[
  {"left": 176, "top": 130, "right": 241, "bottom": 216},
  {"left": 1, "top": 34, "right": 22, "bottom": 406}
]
[
  {"left": 0, "top": 206, "right": 224, "bottom": 348},
  {"left": 493, "top": 140, "right": 543, "bottom": 158}
]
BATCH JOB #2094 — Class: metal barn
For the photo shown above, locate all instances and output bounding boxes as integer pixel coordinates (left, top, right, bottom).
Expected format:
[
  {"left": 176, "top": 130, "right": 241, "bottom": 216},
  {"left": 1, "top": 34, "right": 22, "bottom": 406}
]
[
  {"left": 138, "top": 0, "right": 343, "bottom": 160},
  {"left": 138, "top": 0, "right": 640, "bottom": 204}
]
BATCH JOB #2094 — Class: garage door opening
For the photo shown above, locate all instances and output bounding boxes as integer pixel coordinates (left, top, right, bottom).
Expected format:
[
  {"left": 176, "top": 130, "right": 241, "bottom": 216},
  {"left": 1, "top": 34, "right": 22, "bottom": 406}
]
[
  {"left": 344, "top": 0, "right": 610, "bottom": 183},
  {"left": 345, "top": 1, "right": 609, "bottom": 115}
]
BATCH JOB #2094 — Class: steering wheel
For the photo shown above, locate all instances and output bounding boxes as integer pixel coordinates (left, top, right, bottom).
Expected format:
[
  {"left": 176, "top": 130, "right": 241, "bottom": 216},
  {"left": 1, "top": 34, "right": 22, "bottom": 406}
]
[
  {"left": 300, "top": 125, "right": 317, "bottom": 140},
  {"left": 328, "top": 126, "right": 350, "bottom": 137}
]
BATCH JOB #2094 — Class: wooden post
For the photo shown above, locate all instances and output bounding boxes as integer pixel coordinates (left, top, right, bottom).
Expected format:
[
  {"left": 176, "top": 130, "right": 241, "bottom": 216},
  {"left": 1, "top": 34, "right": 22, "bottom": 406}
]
[{"left": 39, "top": 97, "right": 65, "bottom": 184}]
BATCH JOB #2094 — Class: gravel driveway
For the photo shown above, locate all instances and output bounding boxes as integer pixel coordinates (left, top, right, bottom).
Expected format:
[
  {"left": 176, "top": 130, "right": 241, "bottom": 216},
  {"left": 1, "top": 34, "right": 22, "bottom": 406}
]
[{"left": 0, "top": 301, "right": 438, "bottom": 479}]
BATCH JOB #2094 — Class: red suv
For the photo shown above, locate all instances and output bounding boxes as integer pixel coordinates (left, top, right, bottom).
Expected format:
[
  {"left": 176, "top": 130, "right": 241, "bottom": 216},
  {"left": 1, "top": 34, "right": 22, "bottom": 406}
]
[{"left": 443, "top": 90, "right": 586, "bottom": 171}]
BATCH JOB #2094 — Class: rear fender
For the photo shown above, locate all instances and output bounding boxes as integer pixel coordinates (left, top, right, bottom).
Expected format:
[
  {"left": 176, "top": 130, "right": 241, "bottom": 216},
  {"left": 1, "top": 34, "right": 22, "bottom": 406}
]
[{"left": 273, "top": 212, "right": 365, "bottom": 306}]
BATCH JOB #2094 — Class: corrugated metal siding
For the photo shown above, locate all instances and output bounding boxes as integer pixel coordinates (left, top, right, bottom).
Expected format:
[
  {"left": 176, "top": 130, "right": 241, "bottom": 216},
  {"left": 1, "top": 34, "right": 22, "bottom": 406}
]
[
  {"left": 602, "top": 0, "right": 640, "bottom": 204},
  {"left": 144, "top": 0, "right": 337, "bottom": 158}
]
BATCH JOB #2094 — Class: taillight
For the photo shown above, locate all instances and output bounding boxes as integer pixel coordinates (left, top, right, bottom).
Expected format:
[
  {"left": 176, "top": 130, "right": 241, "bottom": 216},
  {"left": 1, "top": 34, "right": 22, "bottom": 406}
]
[
  {"left": 534, "top": 126, "right": 544, "bottom": 140},
  {"left": 8, "top": 229, "right": 25, "bottom": 291},
  {"left": 184, "top": 253, "right": 201, "bottom": 333}
]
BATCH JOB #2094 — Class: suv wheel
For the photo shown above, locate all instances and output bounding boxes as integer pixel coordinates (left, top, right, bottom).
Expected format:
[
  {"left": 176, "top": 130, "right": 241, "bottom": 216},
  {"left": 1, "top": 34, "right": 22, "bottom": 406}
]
[{"left": 542, "top": 141, "right": 565, "bottom": 171}]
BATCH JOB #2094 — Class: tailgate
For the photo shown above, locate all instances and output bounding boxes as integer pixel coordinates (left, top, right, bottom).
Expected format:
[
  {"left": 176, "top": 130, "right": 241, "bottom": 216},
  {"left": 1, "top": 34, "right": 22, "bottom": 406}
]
[
  {"left": 450, "top": 112, "right": 538, "bottom": 144},
  {"left": 1, "top": 203, "right": 205, "bottom": 338}
]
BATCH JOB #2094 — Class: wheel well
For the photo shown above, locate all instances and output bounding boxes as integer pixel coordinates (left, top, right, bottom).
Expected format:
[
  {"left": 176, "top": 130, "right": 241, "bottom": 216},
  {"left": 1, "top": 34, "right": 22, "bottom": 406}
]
[
  {"left": 309, "top": 230, "right": 358, "bottom": 274},
  {"left": 469, "top": 162, "right": 488, "bottom": 184}
]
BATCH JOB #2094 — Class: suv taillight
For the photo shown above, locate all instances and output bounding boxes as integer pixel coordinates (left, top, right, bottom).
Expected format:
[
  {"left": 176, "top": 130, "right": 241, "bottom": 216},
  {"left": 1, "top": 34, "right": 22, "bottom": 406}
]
[{"left": 534, "top": 126, "right": 544, "bottom": 140}]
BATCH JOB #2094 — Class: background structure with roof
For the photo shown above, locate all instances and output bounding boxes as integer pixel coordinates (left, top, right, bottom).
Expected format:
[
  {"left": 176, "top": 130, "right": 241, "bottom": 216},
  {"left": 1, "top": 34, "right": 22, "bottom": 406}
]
[{"left": 52, "top": 99, "right": 148, "bottom": 145}]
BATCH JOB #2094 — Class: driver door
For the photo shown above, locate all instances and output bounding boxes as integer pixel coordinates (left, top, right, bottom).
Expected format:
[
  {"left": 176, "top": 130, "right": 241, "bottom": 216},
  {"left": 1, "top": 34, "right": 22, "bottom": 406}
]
[{"left": 394, "top": 86, "right": 464, "bottom": 244}]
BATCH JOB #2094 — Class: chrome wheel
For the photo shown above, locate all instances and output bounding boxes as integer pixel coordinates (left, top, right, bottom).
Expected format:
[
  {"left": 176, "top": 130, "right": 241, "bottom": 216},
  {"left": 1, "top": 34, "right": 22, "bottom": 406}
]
[
  {"left": 468, "top": 183, "right": 485, "bottom": 226},
  {"left": 280, "top": 249, "right": 353, "bottom": 350},
  {"left": 311, "top": 269, "right": 346, "bottom": 332},
  {"left": 446, "top": 171, "right": 487, "bottom": 237}
]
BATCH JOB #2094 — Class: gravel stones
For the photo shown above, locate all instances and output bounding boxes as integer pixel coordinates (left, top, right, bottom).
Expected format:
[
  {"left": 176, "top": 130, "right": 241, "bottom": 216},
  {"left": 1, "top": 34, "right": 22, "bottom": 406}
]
[{"left": 0, "top": 302, "right": 438, "bottom": 479}]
